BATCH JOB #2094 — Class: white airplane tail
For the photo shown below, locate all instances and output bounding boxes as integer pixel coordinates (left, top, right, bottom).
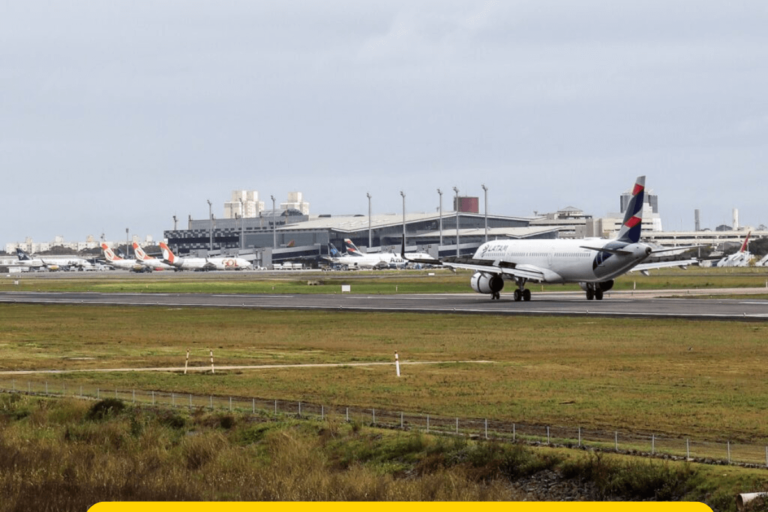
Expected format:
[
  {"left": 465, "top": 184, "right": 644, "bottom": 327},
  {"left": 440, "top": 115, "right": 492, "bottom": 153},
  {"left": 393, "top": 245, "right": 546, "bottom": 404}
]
[
  {"left": 101, "top": 243, "right": 120, "bottom": 261},
  {"left": 159, "top": 242, "right": 177, "bottom": 264},
  {"left": 133, "top": 242, "right": 149, "bottom": 260}
]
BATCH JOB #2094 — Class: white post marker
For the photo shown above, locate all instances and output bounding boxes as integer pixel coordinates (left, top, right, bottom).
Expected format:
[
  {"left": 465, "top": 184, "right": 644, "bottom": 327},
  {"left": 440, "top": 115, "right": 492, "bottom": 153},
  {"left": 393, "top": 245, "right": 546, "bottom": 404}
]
[
  {"left": 210, "top": 349, "right": 215, "bottom": 374},
  {"left": 395, "top": 351, "right": 401, "bottom": 377},
  {"left": 184, "top": 349, "right": 190, "bottom": 375}
]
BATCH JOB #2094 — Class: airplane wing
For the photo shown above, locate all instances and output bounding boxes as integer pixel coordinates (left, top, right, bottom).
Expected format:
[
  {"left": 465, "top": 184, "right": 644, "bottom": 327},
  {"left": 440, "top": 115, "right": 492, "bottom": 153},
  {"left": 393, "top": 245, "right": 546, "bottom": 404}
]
[
  {"left": 443, "top": 261, "right": 547, "bottom": 281},
  {"left": 397, "top": 237, "right": 547, "bottom": 281},
  {"left": 630, "top": 259, "right": 699, "bottom": 272}
]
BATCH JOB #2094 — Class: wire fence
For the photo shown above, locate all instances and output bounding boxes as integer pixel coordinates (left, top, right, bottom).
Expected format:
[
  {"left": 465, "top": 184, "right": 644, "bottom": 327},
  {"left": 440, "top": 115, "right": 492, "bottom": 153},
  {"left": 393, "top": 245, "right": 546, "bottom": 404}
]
[{"left": 1, "top": 378, "right": 766, "bottom": 469}]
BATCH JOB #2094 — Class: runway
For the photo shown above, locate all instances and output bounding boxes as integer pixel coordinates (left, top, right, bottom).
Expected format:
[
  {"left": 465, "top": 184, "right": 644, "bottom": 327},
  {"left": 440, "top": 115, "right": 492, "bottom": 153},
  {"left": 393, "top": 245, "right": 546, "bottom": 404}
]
[{"left": 1, "top": 290, "right": 767, "bottom": 321}]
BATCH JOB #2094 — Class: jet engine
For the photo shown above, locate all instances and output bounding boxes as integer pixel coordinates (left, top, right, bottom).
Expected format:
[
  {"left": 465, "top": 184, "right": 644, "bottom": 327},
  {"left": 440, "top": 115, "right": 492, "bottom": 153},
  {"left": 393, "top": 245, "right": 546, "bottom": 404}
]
[
  {"left": 578, "top": 280, "right": 614, "bottom": 292},
  {"left": 470, "top": 272, "right": 504, "bottom": 294}
]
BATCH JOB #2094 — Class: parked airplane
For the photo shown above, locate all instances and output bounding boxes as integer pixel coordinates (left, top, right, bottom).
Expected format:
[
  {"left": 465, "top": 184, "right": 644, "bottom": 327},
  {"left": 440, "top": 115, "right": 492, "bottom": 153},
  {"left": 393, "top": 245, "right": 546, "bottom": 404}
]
[
  {"left": 716, "top": 232, "right": 752, "bottom": 267},
  {"left": 344, "top": 239, "right": 436, "bottom": 268},
  {"left": 12, "top": 249, "right": 92, "bottom": 271},
  {"left": 100, "top": 243, "right": 146, "bottom": 272},
  {"left": 159, "top": 242, "right": 251, "bottom": 271},
  {"left": 326, "top": 242, "right": 388, "bottom": 269},
  {"left": 403, "top": 176, "right": 698, "bottom": 301},
  {"left": 133, "top": 242, "right": 176, "bottom": 271}
]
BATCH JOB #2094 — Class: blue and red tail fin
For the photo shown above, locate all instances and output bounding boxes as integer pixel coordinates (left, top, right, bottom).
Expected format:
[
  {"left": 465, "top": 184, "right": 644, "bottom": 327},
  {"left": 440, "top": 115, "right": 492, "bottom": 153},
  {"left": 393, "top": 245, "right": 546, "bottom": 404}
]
[
  {"left": 616, "top": 176, "right": 645, "bottom": 244},
  {"left": 740, "top": 231, "right": 751, "bottom": 253},
  {"left": 344, "top": 239, "right": 363, "bottom": 256}
]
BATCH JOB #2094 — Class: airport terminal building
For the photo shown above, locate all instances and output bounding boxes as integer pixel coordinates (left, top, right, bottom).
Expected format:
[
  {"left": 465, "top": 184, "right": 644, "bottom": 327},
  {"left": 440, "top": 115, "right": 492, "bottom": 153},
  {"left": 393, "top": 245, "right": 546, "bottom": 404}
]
[{"left": 163, "top": 211, "right": 559, "bottom": 266}]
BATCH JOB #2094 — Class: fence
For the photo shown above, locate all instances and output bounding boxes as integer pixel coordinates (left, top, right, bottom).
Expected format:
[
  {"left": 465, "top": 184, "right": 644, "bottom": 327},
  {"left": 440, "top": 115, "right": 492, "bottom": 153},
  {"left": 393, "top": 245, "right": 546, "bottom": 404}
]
[{"left": 1, "top": 378, "right": 766, "bottom": 469}]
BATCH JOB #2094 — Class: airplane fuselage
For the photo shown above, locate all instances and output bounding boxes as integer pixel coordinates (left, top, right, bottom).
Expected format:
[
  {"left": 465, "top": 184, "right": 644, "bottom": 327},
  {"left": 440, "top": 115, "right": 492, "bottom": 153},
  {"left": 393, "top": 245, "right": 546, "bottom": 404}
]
[{"left": 472, "top": 238, "right": 652, "bottom": 284}]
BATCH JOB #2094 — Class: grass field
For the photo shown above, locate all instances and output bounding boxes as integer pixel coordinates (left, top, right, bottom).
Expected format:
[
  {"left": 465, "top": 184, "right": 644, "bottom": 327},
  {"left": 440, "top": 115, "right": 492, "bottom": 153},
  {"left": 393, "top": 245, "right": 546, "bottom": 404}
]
[
  {"left": 4, "top": 395, "right": 765, "bottom": 509},
  {"left": 2, "top": 304, "right": 768, "bottom": 445},
  {"left": 3, "top": 267, "right": 768, "bottom": 295}
]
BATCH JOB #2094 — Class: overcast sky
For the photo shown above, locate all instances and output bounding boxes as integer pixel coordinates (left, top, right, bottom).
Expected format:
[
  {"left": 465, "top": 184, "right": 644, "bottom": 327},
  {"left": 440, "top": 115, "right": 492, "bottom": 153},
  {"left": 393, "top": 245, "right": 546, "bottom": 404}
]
[{"left": 2, "top": 1, "right": 767, "bottom": 245}]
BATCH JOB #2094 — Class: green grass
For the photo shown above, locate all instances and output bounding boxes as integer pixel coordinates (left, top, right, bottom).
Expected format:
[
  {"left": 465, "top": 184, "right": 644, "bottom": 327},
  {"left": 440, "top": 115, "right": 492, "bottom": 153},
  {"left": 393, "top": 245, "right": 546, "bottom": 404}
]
[
  {"left": 2, "top": 304, "right": 768, "bottom": 445},
  {"left": 1, "top": 395, "right": 766, "bottom": 508},
  {"left": 3, "top": 267, "right": 768, "bottom": 295}
]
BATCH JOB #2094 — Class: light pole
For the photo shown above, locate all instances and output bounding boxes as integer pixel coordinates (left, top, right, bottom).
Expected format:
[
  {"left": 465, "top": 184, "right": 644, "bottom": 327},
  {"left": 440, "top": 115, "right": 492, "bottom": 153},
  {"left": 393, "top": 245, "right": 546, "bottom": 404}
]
[
  {"left": 207, "top": 199, "right": 213, "bottom": 251},
  {"left": 482, "top": 184, "right": 488, "bottom": 243},
  {"left": 271, "top": 195, "right": 276, "bottom": 248},
  {"left": 367, "top": 192, "right": 372, "bottom": 249},
  {"left": 453, "top": 187, "right": 460, "bottom": 257},
  {"left": 239, "top": 198, "right": 244, "bottom": 251},
  {"left": 437, "top": 189, "right": 443, "bottom": 248},
  {"left": 400, "top": 191, "right": 406, "bottom": 250},
  {"left": 125, "top": 228, "right": 129, "bottom": 259}
]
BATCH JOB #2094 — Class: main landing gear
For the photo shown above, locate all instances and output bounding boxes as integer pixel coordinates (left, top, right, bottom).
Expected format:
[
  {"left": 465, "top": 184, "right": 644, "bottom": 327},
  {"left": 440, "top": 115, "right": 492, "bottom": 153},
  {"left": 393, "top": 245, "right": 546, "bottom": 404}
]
[
  {"left": 585, "top": 285, "right": 604, "bottom": 301},
  {"left": 513, "top": 279, "right": 531, "bottom": 302},
  {"left": 491, "top": 291, "right": 501, "bottom": 300}
]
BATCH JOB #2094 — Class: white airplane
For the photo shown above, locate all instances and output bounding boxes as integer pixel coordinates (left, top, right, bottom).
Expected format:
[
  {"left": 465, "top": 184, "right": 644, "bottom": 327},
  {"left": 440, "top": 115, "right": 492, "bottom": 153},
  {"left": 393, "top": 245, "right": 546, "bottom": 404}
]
[
  {"left": 159, "top": 242, "right": 251, "bottom": 271},
  {"left": 133, "top": 242, "right": 176, "bottom": 271},
  {"left": 716, "top": 232, "right": 752, "bottom": 267},
  {"left": 326, "top": 239, "right": 437, "bottom": 269},
  {"left": 100, "top": 243, "right": 146, "bottom": 272},
  {"left": 12, "top": 249, "right": 92, "bottom": 271},
  {"left": 403, "top": 176, "right": 698, "bottom": 301}
]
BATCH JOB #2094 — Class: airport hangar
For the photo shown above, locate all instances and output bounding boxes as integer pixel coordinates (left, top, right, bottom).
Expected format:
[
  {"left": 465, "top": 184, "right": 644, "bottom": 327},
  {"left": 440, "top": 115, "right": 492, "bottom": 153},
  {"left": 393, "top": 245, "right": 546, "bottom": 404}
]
[{"left": 163, "top": 210, "right": 560, "bottom": 267}]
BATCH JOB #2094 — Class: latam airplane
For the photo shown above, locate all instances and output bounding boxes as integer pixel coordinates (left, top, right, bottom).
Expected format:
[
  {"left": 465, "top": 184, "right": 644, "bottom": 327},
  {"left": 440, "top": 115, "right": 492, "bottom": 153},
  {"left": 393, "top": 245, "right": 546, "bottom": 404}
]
[
  {"left": 716, "top": 232, "right": 752, "bottom": 267},
  {"left": 159, "top": 242, "right": 251, "bottom": 271},
  {"left": 403, "top": 176, "right": 697, "bottom": 301},
  {"left": 133, "top": 242, "right": 176, "bottom": 271}
]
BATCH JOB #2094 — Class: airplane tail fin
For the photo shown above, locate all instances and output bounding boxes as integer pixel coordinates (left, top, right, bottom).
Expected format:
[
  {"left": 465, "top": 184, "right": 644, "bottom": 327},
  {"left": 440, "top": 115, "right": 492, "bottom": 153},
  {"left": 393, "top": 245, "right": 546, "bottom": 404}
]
[
  {"left": 344, "top": 238, "right": 363, "bottom": 256},
  {"left": 616, "top": 176, "right": 646, "bottom": 244},
  {"left": 101, "top": 243, "right": 120, "bottom": 261},
  {"left": 133, "top": 242, "right": 148, "bottom": 260},
  {"left": 16, "top": 248, "right": 32, "bottom": 261},
  {"left": 159, "top": 242, "right": 176, "bottom": 264},
  {"left": 740, "top": 231, "right": 751, "bottom": 253},
  {"left": 329, "top": 243, "right": 340, "bottom": 257}
]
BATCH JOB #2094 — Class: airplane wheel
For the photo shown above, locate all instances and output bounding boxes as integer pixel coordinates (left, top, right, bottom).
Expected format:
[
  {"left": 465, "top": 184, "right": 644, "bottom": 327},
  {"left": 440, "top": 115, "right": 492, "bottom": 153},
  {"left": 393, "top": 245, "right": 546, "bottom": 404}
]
[
  {"left": 595, "top": 289, "right": 604, "bottom": 301},
  {"left": 523, "top": 289, "right": 531, "bottom": 301},
  {"left": 586, "top": 289, "right": 595, "bottom": 300},
  {"left": 514, "top": 290, "right": 522, "bottom": 302}
]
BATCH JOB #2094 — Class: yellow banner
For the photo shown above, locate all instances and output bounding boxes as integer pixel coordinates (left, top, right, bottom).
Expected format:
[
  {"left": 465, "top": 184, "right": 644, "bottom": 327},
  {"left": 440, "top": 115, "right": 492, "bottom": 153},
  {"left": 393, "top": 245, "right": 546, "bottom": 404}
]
[{"left": 90, "top": 502, "right": 713, "bottom": 512}]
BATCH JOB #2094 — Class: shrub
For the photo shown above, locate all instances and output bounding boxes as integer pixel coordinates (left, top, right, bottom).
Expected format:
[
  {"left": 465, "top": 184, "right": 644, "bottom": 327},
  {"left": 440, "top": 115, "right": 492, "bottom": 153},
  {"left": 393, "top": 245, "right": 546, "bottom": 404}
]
[{"left": 85, "top": 398, "right": 125, "bottom": 421}]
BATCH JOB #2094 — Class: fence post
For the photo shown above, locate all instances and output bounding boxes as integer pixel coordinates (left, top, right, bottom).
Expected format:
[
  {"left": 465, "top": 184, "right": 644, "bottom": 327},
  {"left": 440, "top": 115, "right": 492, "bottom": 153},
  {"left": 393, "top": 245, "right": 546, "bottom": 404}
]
[
  {"left": 547, "top": 426, "right": 550, "bottom": 445},
  {"left": 578, "top": 427, "right": 581, "bottom": 447},
  {"left": 253, "top": 399, "right": 255, "bottom": 415},
  {"left": 45, "top": 381, "right": 48, "bottom": 395},
  {"left": 229, "top": 397, "right": 232, "bottom": 412},
  {"left": 152, "top": 391, "right": 154, "bottom": 405},
  {"left": 321, "top": 405, "right": 324, "bottom": 421},
  {"left": 274, "top": 399, "right": 277, "bottom": 416},
  {"left": 172, "top": 393, "right": 175, "bottom": 407},
  {"left": 455, "top": 418, "right": 458, "bottom": 435},
  {"left": 80, "top": 385, "right": 82, "bottom": 398},
  {"left": 427, "top": 415, "right": 430, "bottom": 433},
  {"left": 401, "top": 412, "right": 404, "bottom": 429},
  {"left": 727, "top": 441, "right": 731, "bottom": 463},
  {"left": 298, "top": 401, "right": 301, "bottom": 417},
  {"left": 686, "top": 438, "right": 690, "bottom": 459},
  {"left": 513, "top": 423, "right": 516, "bottom": 442},
  {"left": 615, "top": 432, "right": 618, "bottom": 451},
  {"left": 133, "top": 390, "right": 136, "bottom": 403},
  {"left": 210, "top": 395, "right": 213, "bottom": 410},
  {"left": 372, "top": 409, "right": 375, "bottom": 426},
  {"left": 485, "top": 419, "right": 488, "bottom": 440},
  {"left": 189, "top": 394, "right": 193, "bottom": 409},
  {"left": 346, "top": 407, "right": 349, "bottom": 422},
  {"left": 28, "top": 381, "right": 31, "bottom": 394},
  {"left": 652, "top": 434, "right": 655, "bottom": 454}
]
